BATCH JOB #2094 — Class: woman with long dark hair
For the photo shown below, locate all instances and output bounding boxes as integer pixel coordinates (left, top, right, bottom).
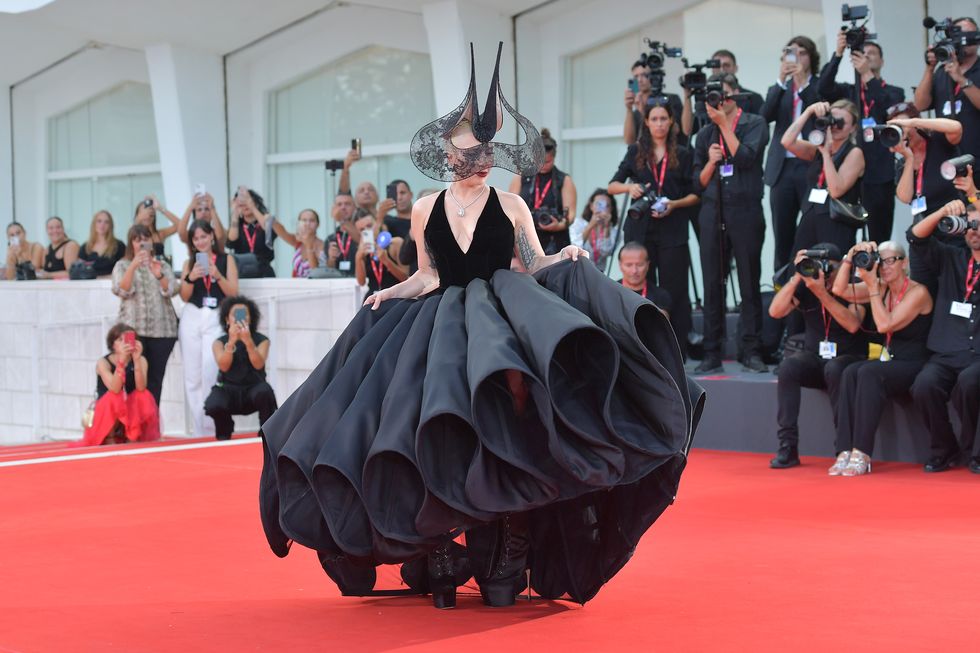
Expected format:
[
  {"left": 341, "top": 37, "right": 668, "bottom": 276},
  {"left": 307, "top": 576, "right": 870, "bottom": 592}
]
[
  {"left": 4, "top": 222, "right": 43, "bottom": 280},
  {"left": 608, "top": 100, "right": 698, "bottom": 355},
  {"left": 179, "top": 219, "right": 239, "bottom": 436},
  {"left": 570, "top": 189, "right": 618, "bottom": 272},
  {"left": 133, "top": 195, "right": 181, "bottom": 258}
]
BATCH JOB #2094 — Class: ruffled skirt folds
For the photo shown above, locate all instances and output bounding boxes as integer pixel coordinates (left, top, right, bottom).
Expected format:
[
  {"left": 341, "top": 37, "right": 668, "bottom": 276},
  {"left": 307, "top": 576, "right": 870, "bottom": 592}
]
[{"left": 258, "top": 259, "right": 704, "bottom": 603}]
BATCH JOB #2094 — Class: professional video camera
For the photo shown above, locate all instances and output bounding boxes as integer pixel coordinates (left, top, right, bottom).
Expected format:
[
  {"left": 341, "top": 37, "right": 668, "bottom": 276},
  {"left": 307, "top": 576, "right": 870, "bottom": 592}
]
[
  {"left": 796, "top": 249, "right": 834, "bottom": 279},
  {"left": 939, "top": 214, "right": 980, "bottom": 235},
  {"left": 940, "top": 154, "right": 976, "bottom": 180},
  {"left": 637, "top": 39, "right": 683, "bottom": 97},
  {"left": 679, "top": 58, "right": 722, "bottom": 105},
  {"left": 924, "top": 16, "right": 980, "bottom": 63},
  {"left": 841, "top": 4, "right": 876, "bottom": 50},
  {"left": 851, "top": 250, "right": 879, "bottom": 271}
]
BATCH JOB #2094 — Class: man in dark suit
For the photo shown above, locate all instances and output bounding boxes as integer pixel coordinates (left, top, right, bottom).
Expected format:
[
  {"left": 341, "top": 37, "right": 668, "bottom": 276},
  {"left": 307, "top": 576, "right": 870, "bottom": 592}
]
[
  {"left": 762, "top": 36, "right": 822, "bottom": 274},
  {"left": 819, "top": 33, "right": 905, "bottom": 243}
]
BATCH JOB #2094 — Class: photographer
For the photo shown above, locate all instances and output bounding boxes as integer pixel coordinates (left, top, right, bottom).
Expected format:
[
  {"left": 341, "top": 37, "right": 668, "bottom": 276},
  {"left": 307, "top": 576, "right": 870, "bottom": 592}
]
[
  {"left": 829, "top": 241, "right": 932, "bottom": 476},
  {"left": 325, "top": 193, "right": 359, "bottom": 276},
  {"left": 179, "top": 220, "right": 239, "bottom": 437},
  {"left": 692, "top": 73, "right": 770, "bottom": 374},
  {"left": 177, "top": 191, "right": 225, "bottom": 246},
  {"left": 623, "top": 60, "right": 684, "bottom": 143},
  {"left": 819, "top": 33, "right": 905, "bottom": 242},
  {"left": 915, "top": 17, "right": 980, "bottom": 184},
  {"left": 353, "top": 214, "right": 407, "bottom": 296},
  {"left": 570, "top": 190, "right": 618, "bottom": 272},
  {"left": 376, "top": 179, "right": 414, "bottom": 240},
  {"left": 781, "top": 100, "right": 864, "bottom": 258},
  {"left": 889, "top": 104, "right": 962, "bottom": 218},
  {"left": 763, "top": 36, "right": 822, "bottom": 272},
  {"left": 4, "top": 222, "right": 43, "bottom": 280},
  {"left": 608, "top": 100, "right": 698, "bottom": 351},
  {"left": 78, "top": 323, "right": 159, "bottom": 447},
  {"left": 204, "top": 296, "right": 277, "bottom": 441},
  {"left": 618, "top": 242, "right": 672, "bottom": 311},
  {"left": 509, "top": 129, "right": 576, "bottom": 256},
  {"left": 111, "top": 224, "right": 179, "bottom": 407},
  {"left": 338, "top": 146, "right": 380, "bottom": 217},
  {"left": 768, "top": 244, "right": 867, "bottom": 469},
  {"left": 708, "top": 50, "right": 764, "bottom": 113},
  {"left": 133, "top": 196, "right": 181, "bottom": 257},
  {"left": 908, "top": 199, "right": 980, "bottom": 473},
  {"left": 227, "top": 186, "right": 276, "bottom": 278}
]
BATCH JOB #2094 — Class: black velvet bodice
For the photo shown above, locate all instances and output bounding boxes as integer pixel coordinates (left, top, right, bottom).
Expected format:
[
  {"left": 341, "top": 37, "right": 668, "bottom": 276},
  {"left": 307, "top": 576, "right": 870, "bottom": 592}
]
[{"left": 424, "top": 188, "right": 515, "bottom": 288}]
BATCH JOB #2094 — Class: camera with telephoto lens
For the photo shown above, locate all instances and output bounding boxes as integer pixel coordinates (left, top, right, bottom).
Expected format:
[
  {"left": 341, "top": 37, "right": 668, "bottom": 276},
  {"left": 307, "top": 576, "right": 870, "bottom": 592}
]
[
  {"left": 940, "top": 154, "right": 975, "bottom": 180},
  {"left": 796, "top": 249, "right": 834, "bottom": 279},
  {"left": 532, "top": 208, "right": 562, "bottom": 227},
  {"left": 841, "top": 4, "right": 876, "bottom": 50},
  {"left": 871, "top": 124, "right": 904, "bottom": 148},
  {"left": 924, "top": 16, "right": 980, "bottom": 64},
  {"left": 852, "top": 250, "right": 879, "bottom": 271},
  {"left": 628, "top": 187, "right": 668, "bottom": 220},
  {"left": 808, "top": 115, "right": 846, "bottom": 145},
  {"left": 638, "top": 39, "right": 683, "bottom": 97},
  {"left": 939, "top": 215, "right": 980, "bottom": 235}
]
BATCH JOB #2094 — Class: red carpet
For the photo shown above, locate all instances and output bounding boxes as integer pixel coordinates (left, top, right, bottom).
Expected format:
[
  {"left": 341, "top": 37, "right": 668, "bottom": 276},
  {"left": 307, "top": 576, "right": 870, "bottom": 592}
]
[{"left": 0, "top": 443, "right": 976, "bottom": 652}]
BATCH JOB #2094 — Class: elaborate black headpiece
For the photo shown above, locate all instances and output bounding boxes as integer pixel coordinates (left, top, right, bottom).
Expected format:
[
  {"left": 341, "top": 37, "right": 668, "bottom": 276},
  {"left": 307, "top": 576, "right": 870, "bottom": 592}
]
[{"left": 410, "top": 42, "right": 545, "bottom": 182}]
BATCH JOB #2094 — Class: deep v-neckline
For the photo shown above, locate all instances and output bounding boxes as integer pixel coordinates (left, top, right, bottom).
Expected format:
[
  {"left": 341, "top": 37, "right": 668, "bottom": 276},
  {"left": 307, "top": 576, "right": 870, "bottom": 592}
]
[{"left": 446, "top": 188, "right": 494, "bottom": 256}]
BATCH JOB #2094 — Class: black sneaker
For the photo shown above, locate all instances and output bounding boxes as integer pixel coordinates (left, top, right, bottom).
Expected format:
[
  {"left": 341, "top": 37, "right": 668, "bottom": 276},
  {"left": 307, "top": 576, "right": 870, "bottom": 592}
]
[
  {"left": 741, "top": 354, "right": 769, "bottom": 373},
  {"left": 769, "top": 442, "right": 800, "bottom": 469},
  {"left": 694, "top": 356, "right": 723, "bottom": 375},
  {"left": 969, "top": 457, "right": 980, "bottom": 474},
  {"left": 924, "top": 453, "right": 957, "bottom": 473}
]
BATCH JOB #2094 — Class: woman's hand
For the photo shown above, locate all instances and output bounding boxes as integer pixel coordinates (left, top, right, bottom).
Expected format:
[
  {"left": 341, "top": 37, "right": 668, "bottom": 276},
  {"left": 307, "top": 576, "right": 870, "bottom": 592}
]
[
  {"left": 188, "top": 262, "right": 205, "bottom": 281},
  {"left": 629, "top": 183, "right": 646, "bottom": 199},
  {"left": 779, "top": 59, "right": 798, "bottom": 81},
  {"left": 132, "top": 339, "right": 144, "bottom": 361},
  {"left": 651, "top": 199, "right": 673, "bottom": 219},
  {"left": 558, "top": 245, "right": 589, "bottom": 262},
  {"left": 889, "top": 139, "right": 913, "bottom": 161},
  {"left": 856, "top": 262, "right": 878, "bottom": 287},
  {"left": 953, "top": 165, "right": 978, "bottom": 197},
  {"left": 237, "top": 322, "right": 253, "bottom": 347},
  {"left": 119, "top": 342, "right": 134, "bottom": 364},
  {"left": 707, "top": 143, "right": 724, "bottom": 164},
  {"left": 134, "top": 249, "right": 151, "bottom": 268},
  {"left": 149, "top": 258, "right": 163, "bottom": 279},
  {"left": 809, "top": 101, "right": 830, "bottom": 119},
  {"left": 886, "top": 117, "right": 915, "bottom": 129},
  {"left": 364, "top": 286, "right": 396, "bottom": 311}
]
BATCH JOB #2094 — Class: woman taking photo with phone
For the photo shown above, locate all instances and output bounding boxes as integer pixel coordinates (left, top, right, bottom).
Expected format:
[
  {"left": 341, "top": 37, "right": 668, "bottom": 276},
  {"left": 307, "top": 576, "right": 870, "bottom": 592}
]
[
  {"left": 133, "top": 195, "right": 181, "bottom": 258},
  {"left": 78, "top": 210, "right": 124, "bottom": 278},
  {"left": 179, "top": 219, "right": 239, "bottom": 437},
  {"left": 204, "top": 296, "right": 277, "bottom": 441},
  {"left": 112, "top": 224, "right": 179, "bottom": 407},
  {"left": 608, "top": 100, "right": 698, "bottom": 355},
  {"left": 570, "top": 189, "right": 619, "bottom": 272},
  {"left": 269, "top": 208, "right": 327, "bottom": 278},
  {"left": 354, "top": 213, "right": 407, "bottom": 296},
  {"left": 5, "top": 222, "right": 44, "bottom": 280}
]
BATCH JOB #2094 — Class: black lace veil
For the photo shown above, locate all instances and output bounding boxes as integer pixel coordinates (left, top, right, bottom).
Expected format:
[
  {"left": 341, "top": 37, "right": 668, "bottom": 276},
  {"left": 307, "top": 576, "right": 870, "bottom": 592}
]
[{"left": 410, "top": 42, "right": 545, "bottom": 182}]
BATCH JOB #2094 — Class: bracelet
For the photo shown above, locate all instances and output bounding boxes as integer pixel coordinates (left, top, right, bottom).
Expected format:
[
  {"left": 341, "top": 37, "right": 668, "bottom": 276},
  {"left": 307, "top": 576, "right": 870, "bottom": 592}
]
[
  {"left": 224, "top": 343, "right": 236, "bottom": 353},
  {"left": 869, "top": 292, "right": 880, "bottom": 297},
  {"left": 969, "top": 196, "right": 978, "bottom": 204}
]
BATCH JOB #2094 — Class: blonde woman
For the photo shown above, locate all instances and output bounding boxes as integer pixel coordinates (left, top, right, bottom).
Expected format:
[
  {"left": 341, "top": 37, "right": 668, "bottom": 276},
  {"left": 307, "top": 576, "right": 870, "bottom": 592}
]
[{"left": 78, "top": 210, "right": 124, "bottom": 278}]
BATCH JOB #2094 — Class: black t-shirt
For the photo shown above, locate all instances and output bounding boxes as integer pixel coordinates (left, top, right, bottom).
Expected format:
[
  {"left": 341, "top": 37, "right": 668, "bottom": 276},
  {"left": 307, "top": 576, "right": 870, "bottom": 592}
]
[
  {"left": 896, "top": 131, "right": 961, "bottom": 217},
  {"left": 327, "top": 229, "right": 357, "bottom": 276},
  {"left": 929, "top": 60, "right": 980, "bottom": 185},
  {"left": 79, "top": 242, "right": 124, "bottom": 276},
  {"left": 228, "top": 220, "right": 276, "bottom": 264},
  {"left": 518, "top": 168, "right": 571, "bottom": 255},
  {"left": 795, "top": 285, "right": 866, "bottom": 357},
  {"left": 384, "top": 216, "right": 412, "bottom": 240},
  {"left": 216, "top": 333, "right": 268, "bottom": 386},
  {"left": 362, "top": 252, "right": 401, "bottom": 295},
  {"left": 611, "top": 143, "right": 694, "bottom": 248},
  {"left": 621, "top": 279, "right": 672, "bottom": 309}
]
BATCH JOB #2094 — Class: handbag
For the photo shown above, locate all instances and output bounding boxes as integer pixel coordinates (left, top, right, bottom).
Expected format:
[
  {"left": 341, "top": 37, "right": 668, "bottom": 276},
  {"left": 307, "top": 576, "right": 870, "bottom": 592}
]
[
  {"left": 15, "top": 261, "right": 37, "bottom": 280},
  {"left": 69, "top": 260, "right": 97, "bottom": 280},
  {"left": 829, "top": 197, "right": 869, "bottom": 230},
  {"left": 81, "top": 397, "right": 96, "bottom": 429},
  {"left": 234, "top": 253, "right": 262, "bottom": 279}
]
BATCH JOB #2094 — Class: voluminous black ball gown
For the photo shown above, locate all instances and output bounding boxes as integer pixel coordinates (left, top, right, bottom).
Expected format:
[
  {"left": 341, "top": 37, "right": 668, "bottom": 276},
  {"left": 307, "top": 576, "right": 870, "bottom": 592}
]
[{"left": 258, "top": 188, "right": 704, "bottom": 604}]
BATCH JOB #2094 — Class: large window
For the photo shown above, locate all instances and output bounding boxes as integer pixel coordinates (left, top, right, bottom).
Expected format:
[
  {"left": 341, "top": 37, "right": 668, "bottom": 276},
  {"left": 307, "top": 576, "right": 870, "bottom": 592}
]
[
  {"left": 266, "top": 46, "right": 437, "bottom": 277},
  {"left": 47, "top": 82, "right": 163, "bottom": 250}
]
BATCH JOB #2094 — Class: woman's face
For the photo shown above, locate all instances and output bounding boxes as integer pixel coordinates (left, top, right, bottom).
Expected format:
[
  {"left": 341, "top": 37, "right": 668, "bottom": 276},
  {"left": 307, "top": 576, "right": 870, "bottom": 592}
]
[
  {"left": 297, "top": 210, "right": 319, "bottom": 237},
  {"left": 196, "top": 201, "right": 212, "bottom": 221},
  {"left": 46, "top": 219, "right": 65, "bottom": 243},
  {"left": 591, "top": 194, "right": 612, "bottom": 214},
  {"left": 539, "top": 151, "right": 556, "bottom": 174},
  {"left": 94, "top": 212, "right": 111, "bottom": 237},
  {"left": 830, "top": 108, "right": 856, "bottom": 141},
  {"left": 355, "top": 215, "right": 376, "bottom": 233},
  {"left": 135, "top": 204, "right": 156, "bottom": 226},
  {"left": 878, "top": 248, "right": 906, "bottom": 284},
  {"left": 7, "top": 224, "right": 24, "bottom": 244},
  {"left": 191, "top": 228, "right": 214, "bottom": 253},
  {"left": 227, "top": 303, "right": 249, "bottom": 329},
  {"left": 131, "top": 234, "right": 151, "bottom": 255},
  {"left": 646, "top": 106, "right": 672, "bottom": 140}
]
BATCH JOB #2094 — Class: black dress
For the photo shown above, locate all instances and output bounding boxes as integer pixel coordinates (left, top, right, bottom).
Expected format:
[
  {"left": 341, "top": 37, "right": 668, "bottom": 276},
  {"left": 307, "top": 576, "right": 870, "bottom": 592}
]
[{"left": 258, "top": 187, "right": 704, "bottom": 604}]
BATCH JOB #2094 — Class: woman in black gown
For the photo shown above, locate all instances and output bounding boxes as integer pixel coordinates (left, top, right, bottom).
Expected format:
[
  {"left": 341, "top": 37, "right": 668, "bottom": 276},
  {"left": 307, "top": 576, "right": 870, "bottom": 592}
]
[{"left": 258, "top": 43, "right": 703, "bottom": 610}]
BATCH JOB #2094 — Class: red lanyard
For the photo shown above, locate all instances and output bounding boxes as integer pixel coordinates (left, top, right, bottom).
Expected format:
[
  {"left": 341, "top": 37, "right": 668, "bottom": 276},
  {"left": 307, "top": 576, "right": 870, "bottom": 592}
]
[
  {"left": 622, "top": 280, "right": 647, "bottom": 298},
  {"left": 859, "top": 83, "right": 874, "bottom": 118},
  {"left": 955, "top": 82, "right": 963, "bottom": 96},
  {"left": 885, "top": 277, "right": 910, "bottom": 351},
  {"left": 792, "top": 82, "right": 802, "bottom": 117},
  {"left": 589, "top": 226, "right": 605, "bottom": 259},
  {"left": 649, "top": 153, "right": 668, "bottom": 195},
  {"left": 370, "top": 257, "right": 385, "bottom": 287},
  {"left": 336, "top": 232, "right": 352, "bottom": 258},
  {"left": 533, "top": 176, "right": 553, "bottom": 209},
  {"left": 243, "top": 223, "right": 258, "bottom": 253},
  {"left": 202, "top": 254, "right": 215, "bottom": 296},
  {"left": 821, "top": 307, "right": 831, "bottom": 341},
  {"left": 816, "top": 169, "right": 826, "bottom": 189},
  {"left": 719, "top": 109, "right": 742, "bottom": 157},
  {"left": 965, "top": 260, "right": 980, "bottom": 302},
  {"left": 914, "top": 148, "right": 925, "bottom": 198}
]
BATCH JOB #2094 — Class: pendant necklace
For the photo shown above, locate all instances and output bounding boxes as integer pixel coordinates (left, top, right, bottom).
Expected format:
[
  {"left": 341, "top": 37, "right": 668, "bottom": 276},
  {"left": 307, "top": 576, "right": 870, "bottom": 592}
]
[{"left": 448, "top": 184, "right": 487, "bottom": 217}]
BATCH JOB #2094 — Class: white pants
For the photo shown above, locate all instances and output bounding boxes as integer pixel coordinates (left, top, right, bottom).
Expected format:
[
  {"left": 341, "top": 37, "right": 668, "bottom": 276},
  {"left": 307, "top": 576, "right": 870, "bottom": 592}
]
[{"left": 179, "top": 303, "right": 222, "bottom": 437}]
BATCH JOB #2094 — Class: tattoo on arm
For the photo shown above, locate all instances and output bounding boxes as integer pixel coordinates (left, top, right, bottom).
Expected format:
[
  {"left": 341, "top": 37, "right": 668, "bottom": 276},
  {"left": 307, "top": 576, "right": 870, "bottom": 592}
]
[
  {"left": 423, "top": 236, "right": 438, "bottom": 272},
  {"left": 517, "top": 225, "right": 536, "bottom": 271}
]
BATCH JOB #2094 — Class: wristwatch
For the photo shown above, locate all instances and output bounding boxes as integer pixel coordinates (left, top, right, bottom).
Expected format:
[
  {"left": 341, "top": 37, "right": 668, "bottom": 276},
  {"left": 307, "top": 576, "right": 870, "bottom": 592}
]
[{"left": 963, "top": 79, "right": 975, "bottom": 89}]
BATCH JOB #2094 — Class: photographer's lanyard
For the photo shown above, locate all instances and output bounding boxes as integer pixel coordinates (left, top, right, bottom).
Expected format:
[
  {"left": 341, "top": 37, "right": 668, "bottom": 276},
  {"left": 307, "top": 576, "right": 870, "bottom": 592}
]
[
  {"left": 202, "top": 272, "right": 213, "bottom": 298},
  {"left": 859, "top": 83, "right": 874, "bottom": 118},
  {"left": 821, "top": 307, "right": 831, "bottom": 342},
  {"left": 641, "top": 280, "right": 648, "bottom": 299},
  {"left": 370, "top": 257, "right": 385, "bottom": 288},
  {"left": 719, "top": 109, "right": 742, "bottom": 158},
  {"left": 649, "top": 154, "right": 668, "bottom": 196},
  {"left": 589, "top": 226, "right": 607, "bottom": 260},
  {"left": 243, "top": 223, "right": 258, "bottom": 253},
  {"left": 792, "top": 83, "right": 802, "bottom": 118},
  {"left": 336, "top": 232, "right": 352, "bottom": 258},
  {"left": 965, "top": 260, "right": 980, "bottom": 302},
  {"left": 816, "top": 169, "right": 826, "bottom": 189},
  {"left": 885, "top": 277, "right": 910, "bottom": 352},
  {"left": 533, "top": 176, "right": 553, "bottom": 210}
]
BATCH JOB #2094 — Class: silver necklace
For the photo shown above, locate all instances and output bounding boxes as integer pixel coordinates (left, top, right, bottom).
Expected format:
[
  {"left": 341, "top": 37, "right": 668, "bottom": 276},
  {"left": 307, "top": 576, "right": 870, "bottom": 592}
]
[{"left": 448, "top": 184, "right": 487, "bottom": 217}]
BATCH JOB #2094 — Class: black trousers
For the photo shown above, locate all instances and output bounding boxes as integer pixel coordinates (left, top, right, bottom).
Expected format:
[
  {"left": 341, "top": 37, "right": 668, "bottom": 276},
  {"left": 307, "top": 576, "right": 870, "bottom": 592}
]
[
  {"left": 768, "top": 158, "right": 810, "bottom": 273},
  {"left": 204, "top": 381, "right": 278, "bottom": 440},
  {"left": 836, "top": 359, "right": 924, "bottom": 455},
  {"left": 698, "top": 200, "right": 765, "bottom": 358},
  {"left": 776, "top": 351, "right": 862, "bottom": 446},
  {"left": 862, "top": 180, "right": 896, "bottom": 244},
  {"left": 139, "top": 336, "right": 176, "bottom": 407},
  {"left": 910, "top": 351, "right": 980, "bottom": 459},
  {"left": 645, "top": 241, "right": 691, "bottom": 358}
]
